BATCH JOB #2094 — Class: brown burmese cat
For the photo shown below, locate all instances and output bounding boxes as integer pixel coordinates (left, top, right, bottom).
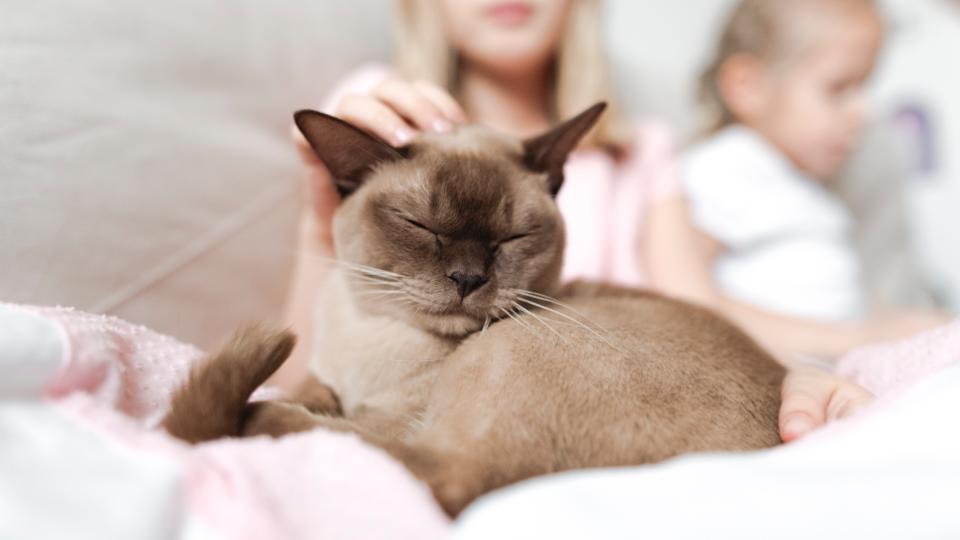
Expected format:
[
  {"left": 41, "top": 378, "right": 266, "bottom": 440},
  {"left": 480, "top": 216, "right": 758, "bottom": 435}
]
[{"left": 164, "top": 103, "right": 785, "bottom": 516}]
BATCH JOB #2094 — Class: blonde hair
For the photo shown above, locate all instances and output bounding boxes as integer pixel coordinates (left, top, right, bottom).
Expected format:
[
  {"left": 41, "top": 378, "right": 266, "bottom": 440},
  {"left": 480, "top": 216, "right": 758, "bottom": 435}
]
[
  {"left": 394, "top": 0, "right": 630, "bottom": 153},
  {"left": 698, "top": 0, "right": 876, "bottom": 133},
  {"left": 698, "top": 0, "right": 790, "bottom": 133}
]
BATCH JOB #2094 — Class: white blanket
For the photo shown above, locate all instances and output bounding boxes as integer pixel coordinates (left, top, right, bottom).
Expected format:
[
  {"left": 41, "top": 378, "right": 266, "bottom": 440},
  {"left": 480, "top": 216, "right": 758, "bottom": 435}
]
[{"left": 456, "top": 346, "right": 960, "bottom": 539}]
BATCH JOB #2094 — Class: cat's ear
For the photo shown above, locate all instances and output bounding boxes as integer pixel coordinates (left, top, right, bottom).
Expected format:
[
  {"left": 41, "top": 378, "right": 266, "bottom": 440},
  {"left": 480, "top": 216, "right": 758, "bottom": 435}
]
[
  {"left": 522, "top": 102, "right": 607, "bottom": 196},
  {"left": 294, "top": 110, "right": 406, "bottom": 197}
]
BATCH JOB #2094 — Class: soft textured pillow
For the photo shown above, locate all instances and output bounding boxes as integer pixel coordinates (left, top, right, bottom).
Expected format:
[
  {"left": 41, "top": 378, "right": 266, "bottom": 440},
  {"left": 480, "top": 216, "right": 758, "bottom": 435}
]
[{"left": 0, "top": 1, "right": 391, "bottom": 347}]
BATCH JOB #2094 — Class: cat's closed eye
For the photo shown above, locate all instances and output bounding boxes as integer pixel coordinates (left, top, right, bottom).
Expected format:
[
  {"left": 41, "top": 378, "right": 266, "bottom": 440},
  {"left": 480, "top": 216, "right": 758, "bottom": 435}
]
[
  {"left": 389, "top": 208, "right": 435, "bottom": 234},
  {"left": 500, "top": 224, "right": 541, "bottom": 245},
  {"left": 500, "top": 233, "right": 530, "bottom": 243},
  {"left": 491, "top": 231, "right": 533, "bottom": 253},
  {"left": 403, "top": 217, "right": 433, "bottom": 233}
]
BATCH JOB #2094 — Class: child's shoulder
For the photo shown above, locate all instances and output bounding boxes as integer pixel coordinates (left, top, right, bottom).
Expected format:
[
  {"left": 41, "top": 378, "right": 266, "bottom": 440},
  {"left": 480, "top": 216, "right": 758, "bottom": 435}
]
[
  {"left": 684, "top": 126, "right": 788, "bottom": 178},
  {"left": 680, "top": 125, "right": 853, "bottom": 246},
  {"left": 682, "top": 126, "right": 807, "bottom": 202}
]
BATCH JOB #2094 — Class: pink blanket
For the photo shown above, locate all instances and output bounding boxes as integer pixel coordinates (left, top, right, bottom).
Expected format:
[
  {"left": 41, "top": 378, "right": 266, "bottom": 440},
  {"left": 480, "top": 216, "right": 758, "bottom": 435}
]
[
  {"left": 17, "top": 305, "right": 449, "bottom": 540},
  {"left": 836, "top": 319, "right": 960, "bottom": 398},
  {"left": 5, "top": 304, "right": 959, "bottom": 539}
]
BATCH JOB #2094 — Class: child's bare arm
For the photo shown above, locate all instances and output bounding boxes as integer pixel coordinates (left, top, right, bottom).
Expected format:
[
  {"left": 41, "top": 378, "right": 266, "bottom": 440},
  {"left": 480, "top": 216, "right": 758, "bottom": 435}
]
[{"left": 645, "top": 198, "right": 951, "bottom": 360}]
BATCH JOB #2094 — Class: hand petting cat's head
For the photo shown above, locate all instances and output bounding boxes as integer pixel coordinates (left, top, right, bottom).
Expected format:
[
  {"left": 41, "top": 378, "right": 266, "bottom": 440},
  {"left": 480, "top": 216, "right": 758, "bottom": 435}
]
[{"left": 294, "top": 103, "right": 605, "bottom": 337}]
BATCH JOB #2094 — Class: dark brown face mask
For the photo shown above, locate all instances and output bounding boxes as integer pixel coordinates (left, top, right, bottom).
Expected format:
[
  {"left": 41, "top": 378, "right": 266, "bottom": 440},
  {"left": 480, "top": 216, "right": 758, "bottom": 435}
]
[{"left": 291, "top": 102, "right": 606, "bottom": 336}]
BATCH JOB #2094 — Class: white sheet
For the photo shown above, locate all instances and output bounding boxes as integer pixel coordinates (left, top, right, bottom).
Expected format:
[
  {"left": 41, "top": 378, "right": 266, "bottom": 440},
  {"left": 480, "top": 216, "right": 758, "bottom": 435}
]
[
  {"left": 454, "top": 366, "right": 960, "bottom": 539},
  {"left": 0, "top": 402, "right": 193, "bottom": 540},
  {"left": 0, "top": 304, "right": 65, "bottom": 399}
]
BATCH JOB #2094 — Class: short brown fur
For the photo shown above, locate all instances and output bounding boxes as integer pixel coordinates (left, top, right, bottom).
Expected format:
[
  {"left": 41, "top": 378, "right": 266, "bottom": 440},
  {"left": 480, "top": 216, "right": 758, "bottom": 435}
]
[{"left": 165, "top": 104, "right": 785, "bottom": 516}]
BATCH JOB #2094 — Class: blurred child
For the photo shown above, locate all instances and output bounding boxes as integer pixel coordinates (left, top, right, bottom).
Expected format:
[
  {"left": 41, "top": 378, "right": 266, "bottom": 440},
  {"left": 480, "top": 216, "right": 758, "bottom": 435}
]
[{"left": 686, "top": 0, "right": 935, "bottom": 325}]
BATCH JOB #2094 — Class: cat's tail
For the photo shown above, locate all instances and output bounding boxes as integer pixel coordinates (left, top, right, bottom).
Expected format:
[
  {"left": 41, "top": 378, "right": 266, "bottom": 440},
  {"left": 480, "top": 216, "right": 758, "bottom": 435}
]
[{"left": 163, "top": 325, "right": 295, "bottom": 443}]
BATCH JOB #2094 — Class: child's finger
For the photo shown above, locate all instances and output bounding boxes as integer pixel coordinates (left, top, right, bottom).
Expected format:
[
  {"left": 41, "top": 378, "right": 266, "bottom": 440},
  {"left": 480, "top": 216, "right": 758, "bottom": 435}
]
[
  {"left": 373, "top": 78, "right": 452, "bottom": 133},
  {"left": 412, "top": 80, "right": 468, "bottom": 123},
  {"left": 336, "top": 93, "right": 416, "bottom": 147},
  {"left": 778, "top": 369, "right": 832, "bottom": 442},
  {"left": 825, "top": 381, "right": 874, "bottom": 421}
]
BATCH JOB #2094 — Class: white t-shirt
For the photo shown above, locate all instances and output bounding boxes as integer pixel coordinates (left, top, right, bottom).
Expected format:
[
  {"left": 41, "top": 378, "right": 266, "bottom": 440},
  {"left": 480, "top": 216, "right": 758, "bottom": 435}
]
[{"left": 682, "top": 126, "right": 866, "bottom": 321}]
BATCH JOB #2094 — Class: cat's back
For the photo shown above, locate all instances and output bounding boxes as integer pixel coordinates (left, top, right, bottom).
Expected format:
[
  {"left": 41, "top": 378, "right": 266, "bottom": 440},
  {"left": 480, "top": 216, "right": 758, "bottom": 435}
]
[
  {"left": 436, "top": 282, "right": 784, "bottom": 467},
  {"left": 470, "top": 281, "right": 783, "bottom": 389},
  {"left": 558, "top": 281, "right": 784, "bottom": 382}
]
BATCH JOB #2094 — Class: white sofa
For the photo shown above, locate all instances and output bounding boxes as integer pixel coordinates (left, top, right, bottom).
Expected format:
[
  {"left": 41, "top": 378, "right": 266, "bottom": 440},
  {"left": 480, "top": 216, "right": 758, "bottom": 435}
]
[
  {"left": 1, "top": 0, "right": 956, "bottom": 348},
  {"left": 0, "top": 1, "right": 391, "bottom": 346}
]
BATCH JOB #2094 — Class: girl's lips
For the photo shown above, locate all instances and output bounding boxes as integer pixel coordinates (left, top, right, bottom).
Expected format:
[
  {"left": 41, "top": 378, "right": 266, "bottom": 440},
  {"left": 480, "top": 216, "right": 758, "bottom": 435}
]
[{"left": 487, "top": 2, "right": 534, "bottom": 25}]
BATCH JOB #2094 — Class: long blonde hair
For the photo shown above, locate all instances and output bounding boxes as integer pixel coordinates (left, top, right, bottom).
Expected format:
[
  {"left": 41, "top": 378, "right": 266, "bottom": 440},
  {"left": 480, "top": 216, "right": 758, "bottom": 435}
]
[{"left": 394, "top": 0, "right": 630, "bottom": 153}]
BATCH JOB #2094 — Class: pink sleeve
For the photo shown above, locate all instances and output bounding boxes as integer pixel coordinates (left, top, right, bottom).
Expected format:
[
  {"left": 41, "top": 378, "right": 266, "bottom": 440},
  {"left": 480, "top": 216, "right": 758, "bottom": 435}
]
[
  {"left": 317, "top": 63, "right": 394, "bottom": 114},
  {"left": 627, "top": 121, "right": 683, "bottom": 205},
  {"left": 598, "top": 121, "right": 683, "bottom": 287}
]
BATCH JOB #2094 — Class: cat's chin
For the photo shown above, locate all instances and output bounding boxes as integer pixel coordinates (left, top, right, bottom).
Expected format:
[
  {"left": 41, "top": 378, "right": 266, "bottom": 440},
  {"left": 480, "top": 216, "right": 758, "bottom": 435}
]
[{"left": 412, "top": 311, "right": 486, "bottom": 338}]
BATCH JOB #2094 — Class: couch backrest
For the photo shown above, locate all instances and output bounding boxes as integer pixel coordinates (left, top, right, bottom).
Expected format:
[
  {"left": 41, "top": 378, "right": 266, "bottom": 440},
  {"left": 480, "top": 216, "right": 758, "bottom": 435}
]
[
  {"left": 1, "top": 0, "right": 955, "bottom": 348},
  {"left": 0, "top": 1, "right": 391, "bottom": 346}
]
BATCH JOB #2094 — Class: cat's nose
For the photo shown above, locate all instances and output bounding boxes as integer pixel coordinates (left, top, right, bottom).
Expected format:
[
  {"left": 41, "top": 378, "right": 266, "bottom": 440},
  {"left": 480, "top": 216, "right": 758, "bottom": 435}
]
[{"left": 448, "top": 271, "right": 488, "bottom": 299}]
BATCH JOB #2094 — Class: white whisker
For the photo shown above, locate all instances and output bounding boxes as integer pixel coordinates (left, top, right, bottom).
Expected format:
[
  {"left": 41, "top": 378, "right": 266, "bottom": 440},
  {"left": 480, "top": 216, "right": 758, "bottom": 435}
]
[
  {"left": 515, "top": 290, "right": 598, "bottom": 328},
  {"left": 515, "top": 297, "right": 623, "bottom": 353},
  {"left": 332, "top": 259, "right": 404, "bottom": 279},
  {"left": 499, "top": 307, "right": 539, "bottom": 340},
  {"left": 343, "top": 273, "right": 401, "bottom": 286},
  {"left": 513, "top": 302, "right": 566, "bottom": 343},
  {"left": 343, "top": 271, "right": 402, "bottom": 284},
  {"left": 353, "top": 289, "right": 407, "bottom": 297}
]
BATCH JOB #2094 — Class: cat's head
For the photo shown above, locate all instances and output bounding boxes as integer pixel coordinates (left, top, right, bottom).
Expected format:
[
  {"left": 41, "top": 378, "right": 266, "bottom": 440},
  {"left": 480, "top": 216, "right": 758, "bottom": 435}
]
[{"left": 294, "top": 103, "right": 605, "bottom": 337}]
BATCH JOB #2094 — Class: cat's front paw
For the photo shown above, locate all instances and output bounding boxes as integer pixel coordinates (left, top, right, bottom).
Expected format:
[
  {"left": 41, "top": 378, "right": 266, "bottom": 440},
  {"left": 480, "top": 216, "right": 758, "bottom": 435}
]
[
  {"left": 291, "top": 377, "right": 343, "bottom": 416},
  {"left": 242, "top": 401, "right": 322, "bottom": 438}
]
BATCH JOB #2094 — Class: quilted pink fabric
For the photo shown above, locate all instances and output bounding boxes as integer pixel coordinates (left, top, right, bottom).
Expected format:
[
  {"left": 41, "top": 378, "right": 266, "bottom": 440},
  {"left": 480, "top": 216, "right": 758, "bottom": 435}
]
[
  {"left": 21, "top": 304, "right": 450, "bottom": 540},
  {"left": 837, "top": 319, "right": 960, "bottom": 401}
]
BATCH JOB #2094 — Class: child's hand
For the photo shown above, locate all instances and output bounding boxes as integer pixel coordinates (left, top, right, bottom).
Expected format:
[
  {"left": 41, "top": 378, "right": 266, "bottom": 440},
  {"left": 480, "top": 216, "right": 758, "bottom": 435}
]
[
  {"left": 333, "top": 77, "right": 467, "bottom": 146},
  {"left": 290, "top": 124, "right": 341, "bottom": 256},
  {"left": 779, "top": 367, "right": 874, "bottom": 442},
  {"left": 290, "top": 78, "right": 467, "bottom": 255}
]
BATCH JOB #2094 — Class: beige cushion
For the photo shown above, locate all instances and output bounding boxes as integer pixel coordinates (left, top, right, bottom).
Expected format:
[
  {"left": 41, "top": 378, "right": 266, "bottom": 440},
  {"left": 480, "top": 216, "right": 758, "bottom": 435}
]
[{"left": 0, "top": 1, "right": 390, "bottom": 347}]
